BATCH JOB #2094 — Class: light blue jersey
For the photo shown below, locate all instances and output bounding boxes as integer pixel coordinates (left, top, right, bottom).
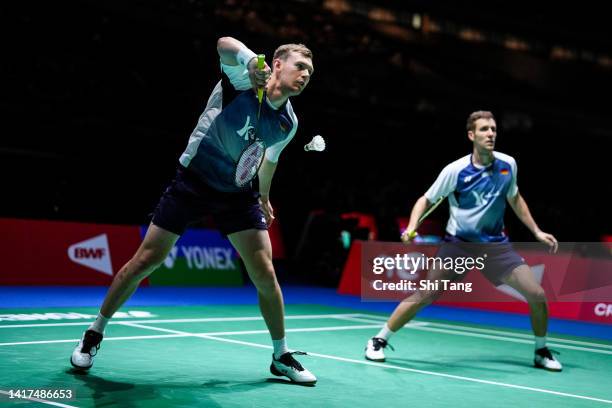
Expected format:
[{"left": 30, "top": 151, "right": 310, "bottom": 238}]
[
  {"left": 179, "top": 62, "right": 297, "bottom": 192},
  {"left": 425, "top": 152, "right": 518, "bottom": 242}
]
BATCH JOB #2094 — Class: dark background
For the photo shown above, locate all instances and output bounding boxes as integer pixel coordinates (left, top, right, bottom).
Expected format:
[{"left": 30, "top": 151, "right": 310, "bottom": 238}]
[{"left": 2, "top": 1, "right": 611, "bottom": 278}]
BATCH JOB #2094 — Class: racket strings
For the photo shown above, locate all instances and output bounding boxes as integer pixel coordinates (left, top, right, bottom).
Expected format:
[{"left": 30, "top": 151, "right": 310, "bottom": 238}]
[{"left": 234, "top": 141, "right": 266, "bottom": 188}]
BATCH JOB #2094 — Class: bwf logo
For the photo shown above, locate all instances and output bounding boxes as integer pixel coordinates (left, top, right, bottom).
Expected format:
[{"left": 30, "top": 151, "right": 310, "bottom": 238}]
[
  {"left": 68, "top": 234, "right": 113, "bottom": 276},
  {"left": 73, "top": 248, "right": 106, "bottom": 259}
]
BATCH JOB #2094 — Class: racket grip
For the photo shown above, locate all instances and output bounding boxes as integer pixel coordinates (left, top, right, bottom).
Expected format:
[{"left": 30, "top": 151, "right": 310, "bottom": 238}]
[{"left": 257, "top": 54, "right": 265, "bottom": 103}]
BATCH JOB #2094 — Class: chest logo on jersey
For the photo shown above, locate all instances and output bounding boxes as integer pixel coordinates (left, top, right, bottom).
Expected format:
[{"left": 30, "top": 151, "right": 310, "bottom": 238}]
[
  {"left": 236, "top": 115, "right": 256, "bottom": 141},
  {"left": 500, "top": 168, "right": 509, "bottom": 175},
  {"left": 471, "top": 191, "right": 500, "bottom": 206}
]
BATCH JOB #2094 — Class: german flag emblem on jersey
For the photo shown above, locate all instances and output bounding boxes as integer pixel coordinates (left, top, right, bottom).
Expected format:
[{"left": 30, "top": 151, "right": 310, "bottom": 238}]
[{"left": 500, "top": 168, "right": 509, "bottom": 175}]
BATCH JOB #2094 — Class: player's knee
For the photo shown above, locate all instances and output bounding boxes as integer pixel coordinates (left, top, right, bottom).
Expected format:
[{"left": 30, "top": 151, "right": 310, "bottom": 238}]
[
  {"left": 248, "top": 263, "right": 277, "bottom": 293},
  {"left": 252, "top": 266, "right": 277, "bottom": 289},
  {"left": 526, "top": 287, "right": 547, "bottom": 303},
  {"left": 419, "top": 289, "right": 441, "bottom": 305}
]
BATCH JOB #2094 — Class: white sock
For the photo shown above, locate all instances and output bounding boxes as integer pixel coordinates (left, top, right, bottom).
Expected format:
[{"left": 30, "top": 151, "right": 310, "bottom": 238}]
[
  {"left": 375, "top": 324, "right": 395, "bottom": 341},
  {"left": 535, "top": 336, "right": 547, "bottom": 350},
  {"left": 273, "top": 338, "right": 289, "bottom": 360},
  {"left": 89, "top": 313, "right": 110, "bottom": 334}
]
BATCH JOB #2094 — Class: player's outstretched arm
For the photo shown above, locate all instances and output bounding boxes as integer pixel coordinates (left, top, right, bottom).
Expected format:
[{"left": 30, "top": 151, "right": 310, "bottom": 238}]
[
  {"left": 508, "top": 193, "right": 558, "bottom": 253},
  {"left": 401, "top": 195, "right": 430, "bottom": 243}
]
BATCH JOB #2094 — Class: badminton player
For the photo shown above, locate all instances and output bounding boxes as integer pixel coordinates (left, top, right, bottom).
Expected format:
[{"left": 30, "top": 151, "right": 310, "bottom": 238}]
[
  {"left": 71, "top": 37, "right": 317, "bottom": 384},
  {"left": 365, "top": 111, "right": 562, "bottom": 371}
]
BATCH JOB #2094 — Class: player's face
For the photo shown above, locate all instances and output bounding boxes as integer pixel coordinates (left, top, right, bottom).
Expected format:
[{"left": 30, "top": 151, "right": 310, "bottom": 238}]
[
  {"left": 469, "top": 118, "right": 497, "bottom": 151},
  {"left": 276, "top": 52, "right": 313, "bottom": 96}
]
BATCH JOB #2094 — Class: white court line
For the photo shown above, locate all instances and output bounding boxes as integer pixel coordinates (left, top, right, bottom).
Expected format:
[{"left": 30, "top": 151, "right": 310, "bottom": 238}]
[
  {"left": 2, "top": 311, "right": 610, "bottom": 353},
  {"left": 0, "top": 334, "right": 187, "bottom": 347},
  {"left": 2, "top": 312, "right": 610, "bottom": 353},
  {"left": 339, "top": 315, "right": 612, "bottom": 355},
  {"left": 353, "top": 313, "right": 612, "bottom": 350},
  {"left": 411, "top": 326, "right": 612, "bottom": 355},
  {"left": 332, "top": 315, "right": 430, "bottom": 328},
  {"left": 425, "top": 322, "right": 612, "bottom": 349},
  {"left": 0, "top": 390, "right": 78, "bottom": 408},
  {"left": 119, "top": 322, "right": 612, "bottom": 405},
  {"left": 0, "top": 324, "right": 382, "bottom": 347},
  {"left": 0, "top": 313, "right": 365, "bottom": 329}
]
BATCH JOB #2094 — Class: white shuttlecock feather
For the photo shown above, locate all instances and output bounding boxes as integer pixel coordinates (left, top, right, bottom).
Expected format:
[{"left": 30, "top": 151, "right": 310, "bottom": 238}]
[{"left": 304, "top": 135, "right": 326, "bottom": 152}]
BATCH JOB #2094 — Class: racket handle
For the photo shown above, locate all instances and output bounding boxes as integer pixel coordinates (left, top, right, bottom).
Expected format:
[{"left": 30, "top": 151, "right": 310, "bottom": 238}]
[
  {"left": 401, "top": 229, "right": 418, "bottom": 243},
  {"left": 257, "top": 54, "right": 265, "bottom": 103}
]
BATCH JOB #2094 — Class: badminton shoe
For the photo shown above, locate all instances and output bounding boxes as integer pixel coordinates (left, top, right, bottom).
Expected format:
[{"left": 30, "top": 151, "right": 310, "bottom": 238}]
[
  {"left": 70, "top": 329, "right": 103, "bottom": 370},
  {"left": 270, "top": 351, "right": 317, "bottom": 384},
  {"left": 534, "top": 347, "right": 562, "bottom": 371},
  {"left": 365, "top": 337, "right": 393, "bottom": 362}
]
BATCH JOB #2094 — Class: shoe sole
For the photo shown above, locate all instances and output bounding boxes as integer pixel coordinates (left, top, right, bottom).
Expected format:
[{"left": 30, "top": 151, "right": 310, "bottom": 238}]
[
  {"left": 270, "top": 363, "right": 317, "bottom": 385},
  {"left": 365, "top": 355, "right": 385, "bottom": 362},
  {"left": 70, "top": 357, "right": 92, "bottom": 371},
  {"left": 534, "top": 363, "right": 562, "bottom": 372}
]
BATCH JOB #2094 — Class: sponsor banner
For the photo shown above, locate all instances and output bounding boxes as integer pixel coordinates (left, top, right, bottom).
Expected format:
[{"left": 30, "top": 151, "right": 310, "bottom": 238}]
[
  {"left": 338, "top": 240, "right": 612, "bottom": 324},
  {"left": 142, "top": 226, "right": 243, "bottom": 286},
  {"left": 579, "top": 302, "right": 612, "bottom": 323},
  {"left": 0, "top": 218, "right": 142, "bottom": 285}
]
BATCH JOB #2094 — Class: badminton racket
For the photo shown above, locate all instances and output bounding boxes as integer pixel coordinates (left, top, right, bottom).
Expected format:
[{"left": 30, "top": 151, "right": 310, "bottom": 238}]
[{"left": 403, "top": 195, "right": 446, "bottom": 241}]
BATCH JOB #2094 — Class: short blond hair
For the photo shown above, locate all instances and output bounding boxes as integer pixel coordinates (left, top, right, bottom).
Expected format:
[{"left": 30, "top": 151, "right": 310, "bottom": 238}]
[
  {"left": 273, "top": 43, "right": 313, "bottom": 61},
  {"left": 466, "top": 111, "right": 495, "bottom": 132}
]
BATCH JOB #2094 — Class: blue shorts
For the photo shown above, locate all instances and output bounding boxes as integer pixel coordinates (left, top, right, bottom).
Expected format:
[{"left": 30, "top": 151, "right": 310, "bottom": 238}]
[
  {"left": 151, "top": 166, "right": 267, "bottom": 236},
  {"left": 436, "top": 235, "right": 526, "bottom": 286}
]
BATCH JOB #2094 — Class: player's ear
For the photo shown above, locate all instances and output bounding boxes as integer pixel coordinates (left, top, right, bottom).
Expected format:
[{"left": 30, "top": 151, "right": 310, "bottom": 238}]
[
  {"left": 273, "top": 58, "right": 282, "bottom": 71},
  {"left": 467, "top": 131, "right": 475, "bottom": 142}
]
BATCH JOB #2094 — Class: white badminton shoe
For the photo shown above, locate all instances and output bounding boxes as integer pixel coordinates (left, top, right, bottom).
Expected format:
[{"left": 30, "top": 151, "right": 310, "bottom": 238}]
[
  {"left": 534, "top": 347, "right": 562, "bottom": 371},
  {"left": 70, "top": 329, "right": 103, "bottom": 370},
  {"left": 365, "top": 337, "right": 393, "bottom": 362},
  {"left": 270, "top": 351, "right": 317, "bottom": 384}
]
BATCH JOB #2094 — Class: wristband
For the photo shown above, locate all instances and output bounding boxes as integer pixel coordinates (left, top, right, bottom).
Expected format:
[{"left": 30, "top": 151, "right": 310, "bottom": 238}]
[{"left": 237, "top": 46, "right": 257, "bottom": 68}]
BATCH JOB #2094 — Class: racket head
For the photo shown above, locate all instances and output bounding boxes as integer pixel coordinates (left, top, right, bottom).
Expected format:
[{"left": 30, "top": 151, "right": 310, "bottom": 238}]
[{"left": 234, "top": 141, "right": 266, "bottom": 188}]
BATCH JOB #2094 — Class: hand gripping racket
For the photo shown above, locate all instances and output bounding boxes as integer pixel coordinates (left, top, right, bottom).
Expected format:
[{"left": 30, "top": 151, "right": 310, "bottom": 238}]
[{"left": 405, "top": 195, "right": 446, "bottom": 240}]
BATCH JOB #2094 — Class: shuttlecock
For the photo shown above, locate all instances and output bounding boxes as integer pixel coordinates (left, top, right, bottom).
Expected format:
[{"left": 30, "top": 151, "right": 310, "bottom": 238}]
[{"left": 304, "top": 135, "right": 326, "bottom": 152}]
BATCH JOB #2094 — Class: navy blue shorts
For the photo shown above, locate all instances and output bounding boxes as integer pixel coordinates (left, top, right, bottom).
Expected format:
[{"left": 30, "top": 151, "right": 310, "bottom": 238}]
[
  {"left": 436, "top": 235, "right": 526, "bottom": 286},
  {"left": 151, "top": 166, "right": 267, "bottom": 236}
]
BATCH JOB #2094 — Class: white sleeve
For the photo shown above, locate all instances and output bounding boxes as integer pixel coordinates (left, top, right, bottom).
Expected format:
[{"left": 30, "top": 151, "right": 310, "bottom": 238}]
[
  {"left": 424, "top": 163, "right": 458, "bottom": 202},
  {"left": 220, "top": 62, "right": 252, "bottom": 91},
  {"left": 265, "top": 126, "right": 297, "bottom": 163},
  {"left": 507, "top": 158, "right": 519, "bottom": 199}
]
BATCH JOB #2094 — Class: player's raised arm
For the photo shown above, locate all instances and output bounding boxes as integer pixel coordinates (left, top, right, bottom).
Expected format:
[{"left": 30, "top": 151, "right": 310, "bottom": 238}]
[{"left": 216, "top": 37, "right": 270, "bottom": 92}]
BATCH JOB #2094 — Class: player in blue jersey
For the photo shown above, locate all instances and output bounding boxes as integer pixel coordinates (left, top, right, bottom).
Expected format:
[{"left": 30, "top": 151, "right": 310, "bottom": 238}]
[
  {"left": 365, "top": 111, "right": 562, "bottom": 371},
  {"left": 71, "top": 37, "right": 317, "bottom": 384}
]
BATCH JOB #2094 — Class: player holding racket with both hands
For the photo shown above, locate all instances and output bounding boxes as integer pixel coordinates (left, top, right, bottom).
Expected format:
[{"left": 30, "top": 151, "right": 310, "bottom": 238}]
[
  {"left": 71, "top": 37, "right": 317, "bottom": 384},
  {"left": 365, "top": 111, "right": 562, "bottom": 372}
]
